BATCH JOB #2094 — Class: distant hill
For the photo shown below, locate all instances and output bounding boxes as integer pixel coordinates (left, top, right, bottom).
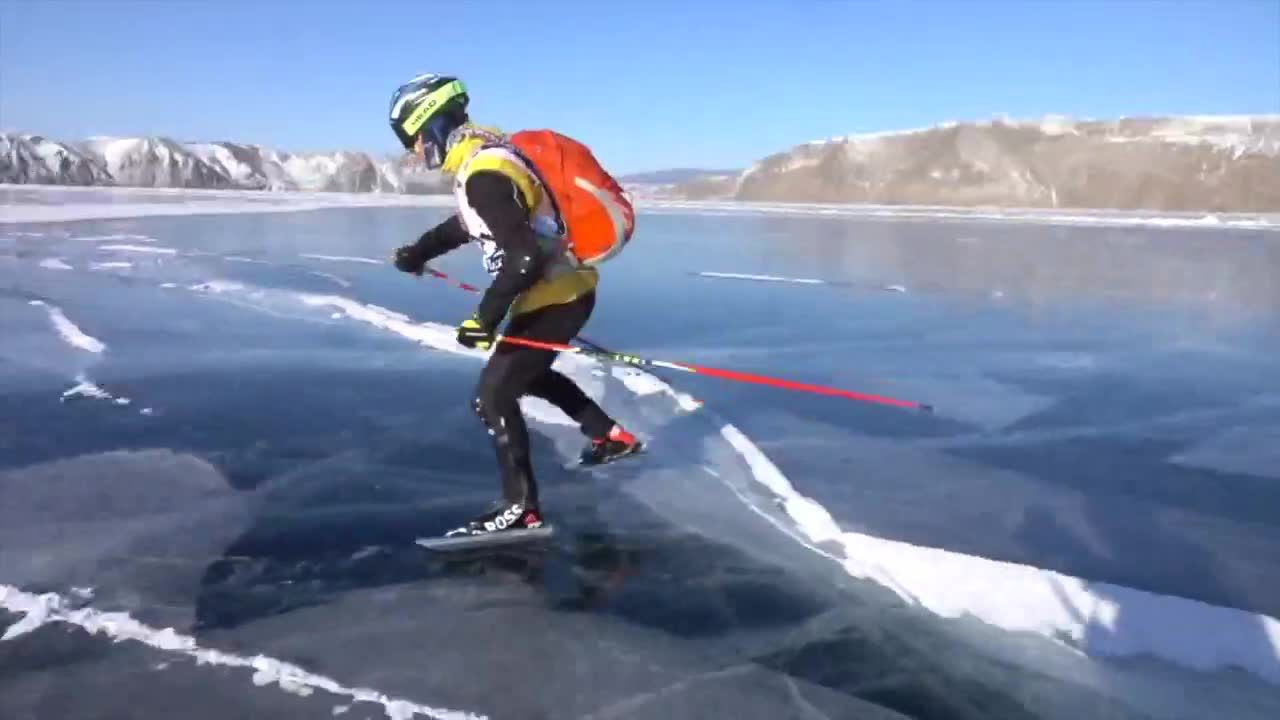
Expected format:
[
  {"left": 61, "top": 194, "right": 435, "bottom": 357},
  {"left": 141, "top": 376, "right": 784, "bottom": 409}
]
[
  {"left": 1, "top": 133, "right": 449, "bottom": 194},
  {"left": 671, "top": 115, "right": 1280, "bottom": 211}
]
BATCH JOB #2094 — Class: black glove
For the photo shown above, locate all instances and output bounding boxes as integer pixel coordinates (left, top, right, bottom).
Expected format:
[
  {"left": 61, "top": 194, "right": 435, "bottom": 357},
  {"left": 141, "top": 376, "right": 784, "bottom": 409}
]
[
  {"left": 393, "top": 244, "right": 427, "bottom": 275},
  {"left": 456, "top": 314, "right": 496, "bottom": 350}
]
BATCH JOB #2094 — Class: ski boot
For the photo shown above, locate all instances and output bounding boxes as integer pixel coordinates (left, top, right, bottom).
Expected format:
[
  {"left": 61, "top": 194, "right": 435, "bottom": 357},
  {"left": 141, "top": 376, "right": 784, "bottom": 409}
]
[
  {"left": 580, "top": 424, "right": 643, "bottom": 466},
  {"left": 444, "top": 502, "right": 545, "bottom": 538}
]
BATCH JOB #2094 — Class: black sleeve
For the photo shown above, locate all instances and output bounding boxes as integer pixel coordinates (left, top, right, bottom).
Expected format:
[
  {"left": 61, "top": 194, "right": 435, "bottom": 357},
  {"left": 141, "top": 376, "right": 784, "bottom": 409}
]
[
  {"left": 409, "top": 214, "right": 470, "bottom": 261},
  {"left": 467, "top": 171, "right": 547, "bottom": 329}
]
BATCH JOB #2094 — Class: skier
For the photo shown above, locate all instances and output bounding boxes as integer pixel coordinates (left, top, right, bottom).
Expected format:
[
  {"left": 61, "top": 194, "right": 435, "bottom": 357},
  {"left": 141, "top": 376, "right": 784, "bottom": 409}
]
[{"left": 387, "top": 73, "right": 642, "bottom": 539}]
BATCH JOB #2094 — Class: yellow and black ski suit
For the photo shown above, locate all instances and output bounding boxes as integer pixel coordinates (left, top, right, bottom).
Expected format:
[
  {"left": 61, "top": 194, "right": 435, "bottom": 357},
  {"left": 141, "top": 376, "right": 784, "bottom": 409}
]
[{"left": 404, "top": 135, "right": 616, "bottom": 508}]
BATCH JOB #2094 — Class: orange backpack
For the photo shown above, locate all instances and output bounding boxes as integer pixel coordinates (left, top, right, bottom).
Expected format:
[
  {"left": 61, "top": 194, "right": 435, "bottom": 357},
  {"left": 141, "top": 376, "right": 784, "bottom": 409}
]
[{"left": 509, "top": 130, "right": 635, "bottom": 266}]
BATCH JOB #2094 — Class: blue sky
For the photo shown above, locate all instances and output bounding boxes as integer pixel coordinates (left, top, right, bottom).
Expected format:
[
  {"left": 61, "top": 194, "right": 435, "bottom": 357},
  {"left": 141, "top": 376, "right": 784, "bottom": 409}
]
[{"left": 2, "top": 0, "right": 1277, "bottom": 173}]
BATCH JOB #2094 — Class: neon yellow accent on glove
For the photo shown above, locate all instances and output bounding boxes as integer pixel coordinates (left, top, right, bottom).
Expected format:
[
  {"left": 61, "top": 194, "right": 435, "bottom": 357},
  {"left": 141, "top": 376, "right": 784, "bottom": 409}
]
[{"left": 456, "top": 314, "right": 495, "bottom": 350}]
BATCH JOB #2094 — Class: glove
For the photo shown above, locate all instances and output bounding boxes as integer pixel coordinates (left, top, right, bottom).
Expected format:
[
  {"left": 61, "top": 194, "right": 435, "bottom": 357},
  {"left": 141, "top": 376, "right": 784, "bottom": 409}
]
[
  {"left": 456, "top": 314, "right": 496, "bottom": 350},
  {"left": 392, "top": 244, "right": 427, "bottom": 275}
]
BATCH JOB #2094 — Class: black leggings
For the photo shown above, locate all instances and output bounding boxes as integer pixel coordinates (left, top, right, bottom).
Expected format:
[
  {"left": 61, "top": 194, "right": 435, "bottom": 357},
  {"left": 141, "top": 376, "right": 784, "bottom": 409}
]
[{"left": 473, "top": 292, "right": 614, "bottom": 507}]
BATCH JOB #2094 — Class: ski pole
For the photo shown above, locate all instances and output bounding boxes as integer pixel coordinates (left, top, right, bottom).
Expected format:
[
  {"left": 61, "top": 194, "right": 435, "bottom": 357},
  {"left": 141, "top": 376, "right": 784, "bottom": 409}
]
[
  {"left": 496, "top": 335, "right": 933, "bottom": 413},
  {"left": 422, "top": 266, "right": 483, "bottom": 293},
  {"left": 418, "top": 265, "right": 617, "bottom": 353}
]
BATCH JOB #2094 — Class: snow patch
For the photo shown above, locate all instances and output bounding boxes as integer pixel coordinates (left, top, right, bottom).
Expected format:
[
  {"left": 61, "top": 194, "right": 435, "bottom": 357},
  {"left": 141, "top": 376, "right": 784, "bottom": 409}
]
[
  {"left": 60, "top": 374, "right": 132, "bottom": 406},
  {"left": 189, "top": 280, "right": 246, "bottom": 294},
  {"left": 519, "top": 398, "right": 577, "bottom": 426},
  {"left": 611, "top": 367, "right": 668, "bottom": 395},
  {"left": 0, "top": 586, "right": 484, "bottom": 720},
  {"left": 609, "top": 366, "right": 701, "bottom": 410},
  {"left": 99, "top": 244, "right": 178, "bottom": 255},
  {"left": 90, "top": 262, "right": 134, "bottom": 270},
  {"left": 61, "top": 377, "right": 111, "bottom": 401},
  {"left": 72, "top": 233, "right": 157, "bottom": 242},
  {"left": 28, "top": 300, "right": 106, "bottom": 353},
  {"left": 301, "top": 254, "right": 382, "bottom": 265},
  {"left": 39, "top": 258, "right": 72, "bottom": 270},
  {"left": 309, "top": 270, "right": 353, "bottom": 287},
  {"left": 302, "top": 295, "right": 480, "bottom": 357},
  {"left": 698, "top": 271, "right": 824, "bottom": 285}
]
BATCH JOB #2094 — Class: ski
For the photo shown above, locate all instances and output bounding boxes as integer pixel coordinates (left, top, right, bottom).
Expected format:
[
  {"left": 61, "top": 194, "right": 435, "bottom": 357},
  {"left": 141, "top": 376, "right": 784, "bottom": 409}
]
[{"left": 414, "top": 525, "right": 556, "bottom": 551}]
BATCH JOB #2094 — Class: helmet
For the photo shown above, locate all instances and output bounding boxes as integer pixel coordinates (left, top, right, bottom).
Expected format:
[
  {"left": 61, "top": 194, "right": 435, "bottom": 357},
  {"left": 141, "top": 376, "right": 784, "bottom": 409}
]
[{"left": 389, "top": 74, "right": 469, "bottom": 167}]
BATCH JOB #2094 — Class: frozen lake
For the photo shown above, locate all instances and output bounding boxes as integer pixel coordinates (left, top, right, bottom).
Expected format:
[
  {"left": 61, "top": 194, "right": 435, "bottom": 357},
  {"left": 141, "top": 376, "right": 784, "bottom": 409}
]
[{"left": 2, "top": 186, "right": 1278, "bottom": 719}]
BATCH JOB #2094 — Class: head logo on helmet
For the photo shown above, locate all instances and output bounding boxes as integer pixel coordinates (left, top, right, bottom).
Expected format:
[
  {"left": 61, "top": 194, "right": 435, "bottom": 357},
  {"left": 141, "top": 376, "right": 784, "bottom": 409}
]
[{"left": 389, "top": 74, "right": 469, "bottom": 168}]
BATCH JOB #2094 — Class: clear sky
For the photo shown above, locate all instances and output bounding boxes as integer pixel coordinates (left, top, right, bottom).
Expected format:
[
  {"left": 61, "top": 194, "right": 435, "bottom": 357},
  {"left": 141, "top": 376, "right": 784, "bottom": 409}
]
[{"left": 2, "top": 0, "right": 1277, "bottom": 173}]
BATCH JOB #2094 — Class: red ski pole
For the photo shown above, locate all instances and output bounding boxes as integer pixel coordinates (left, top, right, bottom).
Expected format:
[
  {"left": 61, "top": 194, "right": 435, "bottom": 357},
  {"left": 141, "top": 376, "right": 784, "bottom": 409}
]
[
  {"left": 497, "top": 335, "right": 933, "bottom": 413},
  {"left": 422, "top": 266, "right": 483, "bottom": 293}
]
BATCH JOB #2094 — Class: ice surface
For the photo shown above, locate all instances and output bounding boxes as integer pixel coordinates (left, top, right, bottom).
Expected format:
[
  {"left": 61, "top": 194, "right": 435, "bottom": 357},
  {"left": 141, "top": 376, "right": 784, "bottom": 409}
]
[
  {"left": 0, "top": 586, "right": 482, "bottom": 720},
  {"left": 0, "top": 184, "right": 450, "bottom": 223},
  {"left": 640, "top": 199, "right": 1280, "bottom": 231},
  {"left": 28, "top": 300, "right": 106, "bottom": 353},
  {"left": 3, "top": 196, "right": 1279, "bottom": 716},
  {"left": 1171, "top": 425, "right": 1280, "bottom": 480}
]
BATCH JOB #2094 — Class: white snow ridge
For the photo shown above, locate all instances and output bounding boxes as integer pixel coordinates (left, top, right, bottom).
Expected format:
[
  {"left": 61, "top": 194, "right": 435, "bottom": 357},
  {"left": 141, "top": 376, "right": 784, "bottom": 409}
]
[
  {"left": 301, "top": 254, "right": 383, "bottom": 265},
  {"left": 0, "top": 586, "right": 484, "bottom": 720},
  {"left": 60, "top": 374, "right": 132, "bottom": 406},
  {"left": 717, "top": 426, "right": 1280, "bottom": 685},
  {"left": 188, "top": 280, "right": 246, "bottom": 294},
  {"left": 698, "top": 271, "right": 825, "bottom": 285},
  {"left": 98, "top": 244, "right": 178, "bottom": 255},
  {"left": 28, "top": 300, "right": 106, "bottom": 353}
]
